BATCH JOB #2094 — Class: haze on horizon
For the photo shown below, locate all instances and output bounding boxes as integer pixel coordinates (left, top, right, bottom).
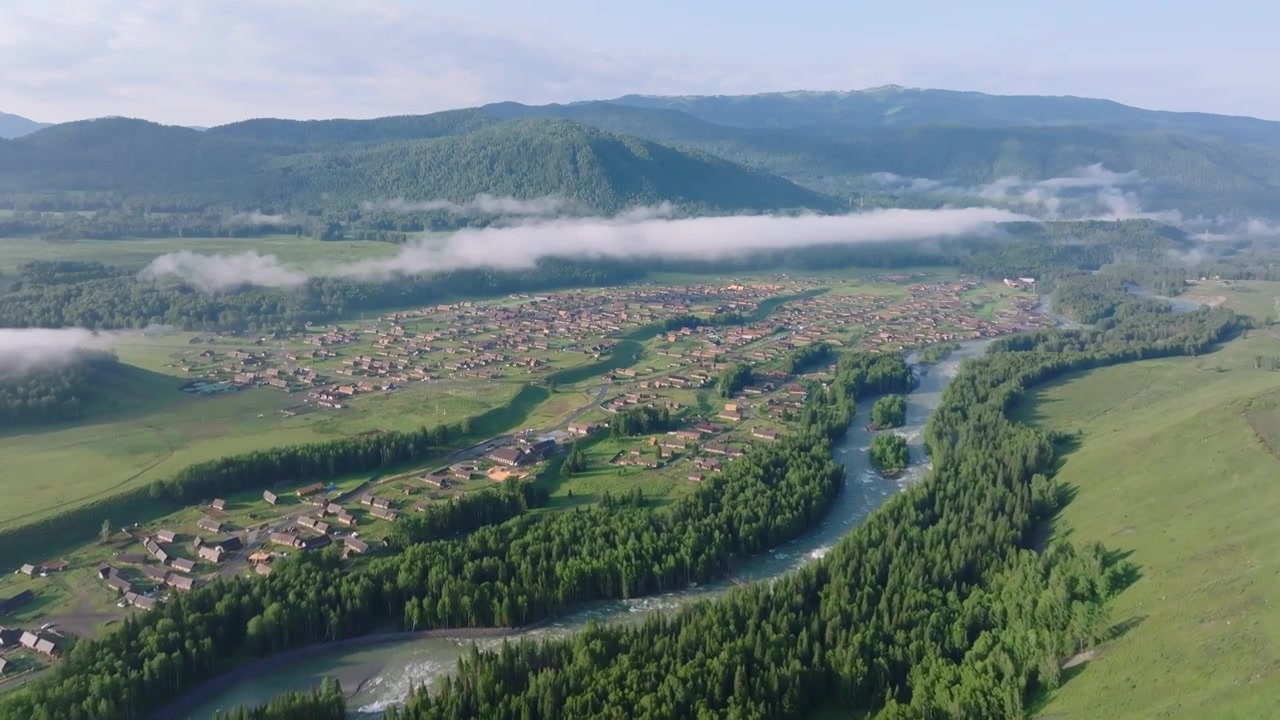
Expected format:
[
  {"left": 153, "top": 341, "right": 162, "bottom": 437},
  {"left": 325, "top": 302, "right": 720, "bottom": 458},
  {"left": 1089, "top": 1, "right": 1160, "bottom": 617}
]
[{"left": 2, "top": 0, "right": 1278, "bottom": 127}]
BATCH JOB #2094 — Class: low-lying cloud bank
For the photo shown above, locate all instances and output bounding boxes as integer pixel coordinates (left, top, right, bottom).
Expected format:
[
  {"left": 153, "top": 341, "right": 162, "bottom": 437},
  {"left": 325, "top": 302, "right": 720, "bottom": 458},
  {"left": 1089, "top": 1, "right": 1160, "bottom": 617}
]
[
  {"left": 140, "top": 207, "right": 1030, "bottom": 290},
  {"left": 140, "top": 250, "right": 309, "bottom": 291},
  {"left": 340, "top": 207, "right": 1027, "bottom": 279},
  {"left": 0, "top": 328, "right": 114, "bottom": 372},
  {"left": 870, "top": 163, "right": 1179, "bottom": 223},
  {"left": 359, "top": 194, "right": 582, "bottom": 218}
]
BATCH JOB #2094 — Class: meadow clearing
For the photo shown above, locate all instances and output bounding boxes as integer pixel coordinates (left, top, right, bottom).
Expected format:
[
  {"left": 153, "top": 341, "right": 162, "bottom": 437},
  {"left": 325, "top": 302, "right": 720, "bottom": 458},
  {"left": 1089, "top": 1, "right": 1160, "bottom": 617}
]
[
  {"left": 0, "top": 235, "right": 400, "bottom": 276},
  {"left": 1016, "top": 330, "right": 1280, "bottom": 719}
]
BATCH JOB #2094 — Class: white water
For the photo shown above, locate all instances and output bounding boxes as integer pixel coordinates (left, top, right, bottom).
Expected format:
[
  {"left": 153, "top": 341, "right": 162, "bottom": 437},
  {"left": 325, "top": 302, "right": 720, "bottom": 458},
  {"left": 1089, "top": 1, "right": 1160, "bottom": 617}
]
[{"left": 190, "top": 340, "right": 988, "bottom": 718}]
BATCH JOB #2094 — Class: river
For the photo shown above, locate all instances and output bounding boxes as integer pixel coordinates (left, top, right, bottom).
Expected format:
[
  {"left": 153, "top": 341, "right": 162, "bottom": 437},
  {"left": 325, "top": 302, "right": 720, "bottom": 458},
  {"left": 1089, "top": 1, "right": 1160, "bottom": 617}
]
[{"left": 186, "top": 340, "right": 989, "bottom": 719}]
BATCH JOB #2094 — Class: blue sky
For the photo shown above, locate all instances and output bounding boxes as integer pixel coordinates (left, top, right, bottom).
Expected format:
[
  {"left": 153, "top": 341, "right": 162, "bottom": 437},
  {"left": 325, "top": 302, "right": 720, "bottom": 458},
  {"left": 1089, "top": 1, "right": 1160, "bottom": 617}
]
[{"left": 0, "top": 0, "right": 1273, "bottom": 126}]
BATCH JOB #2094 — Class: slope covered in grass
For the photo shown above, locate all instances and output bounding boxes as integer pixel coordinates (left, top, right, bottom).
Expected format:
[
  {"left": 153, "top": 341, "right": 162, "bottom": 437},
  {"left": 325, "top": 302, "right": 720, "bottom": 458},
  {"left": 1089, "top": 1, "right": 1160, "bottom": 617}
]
[{"left": 1013, "top": 332, "right": 1280, "bottom": 719}]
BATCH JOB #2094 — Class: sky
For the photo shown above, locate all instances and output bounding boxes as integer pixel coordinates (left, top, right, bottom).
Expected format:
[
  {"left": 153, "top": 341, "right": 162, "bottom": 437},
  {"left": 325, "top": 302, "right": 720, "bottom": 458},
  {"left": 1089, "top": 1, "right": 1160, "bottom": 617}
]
[{"left": 1, "top": 0, "right": 1276, "bottom": 126}]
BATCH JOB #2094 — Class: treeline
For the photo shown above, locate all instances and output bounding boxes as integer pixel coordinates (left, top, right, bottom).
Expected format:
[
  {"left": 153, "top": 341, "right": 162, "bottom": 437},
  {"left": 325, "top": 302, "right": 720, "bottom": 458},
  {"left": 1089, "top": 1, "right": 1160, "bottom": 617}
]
[
  {"left": 0, "top": 258, "right": 646, "bottom": 331},
  {"left": 0, "top": 349, "right": 118, "bottom": 427},
  {"left": 717, "top": 363, "right": 754, "bottom": 398},
  {"left": 0, "top": 351, "right": 905, "bottom": 720},
  {"left": 960, "top": 220, "right": 1189, "bottom": 288},
  {"left": 609, "top": 406, "right": 678, "bottom": 438},
  {"left": 379, "top": 305, "right": 1241, "bottom": 720},
  {"left": 148, "top": 421, "right": 467, "bottom": 503},
  {"left": 1052, "top": 274, "right": 1172, "bottom": 324},
  {"left": 781, "top": 342, "right": 834, "bottom": 375},
  {"left": 211, "top": 679, "right": 345, "bottom": 720},
  {"left": 660, "top": 310, "right": 747, "bottom": 332},
  {"left": 390, "top": 481, "right": 545, "bottom": 546},
  {"left": 915, "top": 341, "right": 960, "bottom": 365}
]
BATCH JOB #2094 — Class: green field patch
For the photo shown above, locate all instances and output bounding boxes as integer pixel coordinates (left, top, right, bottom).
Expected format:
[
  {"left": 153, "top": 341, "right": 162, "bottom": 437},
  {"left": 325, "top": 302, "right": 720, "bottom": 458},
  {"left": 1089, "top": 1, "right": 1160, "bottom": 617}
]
[
  {"left": 1018, "top": 334, "right": 1280, "bottom": 720},
  {"left": 0, "top": 235, "right": 399, "bottom": 275}
]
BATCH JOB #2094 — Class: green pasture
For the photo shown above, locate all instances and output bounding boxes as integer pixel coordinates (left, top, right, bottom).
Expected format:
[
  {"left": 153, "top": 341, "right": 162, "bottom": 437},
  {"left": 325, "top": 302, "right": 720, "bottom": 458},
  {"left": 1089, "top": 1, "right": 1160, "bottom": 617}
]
[{"left": 1014, "top": 333, "right": 1280, "bottom": 719}]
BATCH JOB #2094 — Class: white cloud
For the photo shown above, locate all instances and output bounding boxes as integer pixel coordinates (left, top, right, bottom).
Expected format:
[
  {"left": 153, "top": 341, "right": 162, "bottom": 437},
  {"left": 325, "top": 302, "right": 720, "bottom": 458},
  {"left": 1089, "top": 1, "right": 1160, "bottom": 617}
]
[
  {"left": 137, "top": 207, "right": 1029, "bottom": 290},
  {"left": 139, "top": 250, "right": 308, "bottom": 291},
  {"left": 359, "top": 194, "right": 582, "bottom": 218},
  {"left": 340, "top": 207, "right": 1028, "bottom": 279},
  {"left": 0, "top": 328, "right": 114, "bottom": 372}
]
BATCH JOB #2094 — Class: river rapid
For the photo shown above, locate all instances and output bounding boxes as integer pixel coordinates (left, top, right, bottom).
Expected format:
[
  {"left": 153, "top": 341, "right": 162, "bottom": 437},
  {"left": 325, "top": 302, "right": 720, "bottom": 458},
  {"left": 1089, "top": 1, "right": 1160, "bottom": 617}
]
[{"left": 188, "top": 340, "right": 989, "bottom": 719}]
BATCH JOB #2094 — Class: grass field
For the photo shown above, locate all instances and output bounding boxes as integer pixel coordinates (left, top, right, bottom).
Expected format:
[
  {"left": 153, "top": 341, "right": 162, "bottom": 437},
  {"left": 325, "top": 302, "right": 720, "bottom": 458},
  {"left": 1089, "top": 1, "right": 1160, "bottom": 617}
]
[
  {"left": 0, "top": 362, "right": 527, "bottom": 530},
  {"left": 1011, "top": 332, "right": 1280, "bottom": 719},
  {"left": 1181, "top": 278, "right": 1280, "bottom": 323},
  {"left": 0, "top": 235, "right": 402, "bottom": 275}
]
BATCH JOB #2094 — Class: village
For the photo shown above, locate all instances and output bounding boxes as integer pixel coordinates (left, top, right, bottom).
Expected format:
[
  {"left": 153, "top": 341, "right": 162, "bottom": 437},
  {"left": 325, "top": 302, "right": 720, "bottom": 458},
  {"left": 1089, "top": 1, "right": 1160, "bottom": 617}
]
[{"left": 0, "top": 272, "right": 1049, "bottom": 679}]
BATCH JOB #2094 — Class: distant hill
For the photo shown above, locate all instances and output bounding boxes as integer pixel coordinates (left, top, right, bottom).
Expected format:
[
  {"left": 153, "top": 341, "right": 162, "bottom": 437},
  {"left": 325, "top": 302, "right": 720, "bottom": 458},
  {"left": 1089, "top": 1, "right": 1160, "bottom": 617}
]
[
  {"left": 206, "top": 109, "right": 497, "bottom": 147},
  {"left": 607, "top": 86, "right": 1280, "bottom": 148},
  {"left": 2, "top": 116, "right": 832, "bottom": 214},
  {"left": 0, "top": 110, "right": 50, "bottom": 139},
  {"left": 475, "top": 102, "right": 1280, "bottom": 218}
]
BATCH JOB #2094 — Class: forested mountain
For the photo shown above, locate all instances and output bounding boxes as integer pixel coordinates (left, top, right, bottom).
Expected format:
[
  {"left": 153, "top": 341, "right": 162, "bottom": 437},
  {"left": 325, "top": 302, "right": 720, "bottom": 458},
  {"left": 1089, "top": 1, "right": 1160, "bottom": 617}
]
[
  {"left": 607, "top": 86, "right": 1280, "bottom": 147},
  {"left": 483, "top": 102, "right": 1280, "bottom": 217},
  {"left": 0, "top": 117, "right": 831, "bottom": 215},
  {"left": 207, "top": 108, "right": 497, "bottom": 147},
  {"left": 262, "top": 119, "right": 833, "bottom": 213},
  {"left": 0, "top": 110, "right": 49, "bottom": 139}
]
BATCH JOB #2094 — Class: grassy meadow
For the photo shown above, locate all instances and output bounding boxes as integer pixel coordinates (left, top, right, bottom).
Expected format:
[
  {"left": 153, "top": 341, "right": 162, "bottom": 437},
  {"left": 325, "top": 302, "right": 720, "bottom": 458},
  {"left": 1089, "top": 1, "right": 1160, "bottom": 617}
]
[
  {"left": 1013, "top": 331, "right": 1280, "bottom": 719},
  {"left": 0, "top": 235, "right": 400, "bottom": 276},
  {"left": 0, "top": 341, "right": 531, "bottom": 530}
]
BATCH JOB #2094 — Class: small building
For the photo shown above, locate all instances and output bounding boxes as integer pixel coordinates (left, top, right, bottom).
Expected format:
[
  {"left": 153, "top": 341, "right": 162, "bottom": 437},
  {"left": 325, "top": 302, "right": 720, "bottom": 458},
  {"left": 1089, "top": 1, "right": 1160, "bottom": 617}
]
[
  {"left": 124, "top": 592, "right": 157, "bottom": 611},
  {"left": 196, "top": 517, "right": 223, "bottom": 534},
  {"left": 335, "top": 511, "right": 358, "bottom": 527},
  {"left": 210, "top": 498, "right": 227, "bottom": 511},
  {"left": 167, "top": 574, "right": 195, "bottom": 592},
  {"left": 269, "top": 531, "right": 300, "bottom": 548},
  {"left": 255, "top": 563, "right": 274, "bottom": 577},
  {"left": 421, "top": 473, "right": 451, "bottom": 489},
  {"left": 299, "top": 534, "right": 332, "bottom": 550},
  {"left": 17, "top": 564, "right": 38, "bottom": 576},
  {"left": 370, "top": 507, "right": 399, "bottom": 522},
  {"left": 106, "top": 575, "right": 133, "bottom": 594},
  {"left": 248, "top": 551, "right": 273, "bottom": 565},
  {"left": 343, "top": 537, "right": 370, "bottom": 555},
  {"left": 751, "top": 428, "right": 779, "bottom": 441},
  {"left": 263, "top": 490, "right": 279, "bottom": 505},
  {"left": 295, "top": 483, "right": 324, "bottom": 498},
  {"left": 197, "top": 545, "right": 225, "bottom": 563},
  {"left": 41, "top": 560, "right": 69, "bottom": 573},
  {"left": 140, "top": 566, "right": 169, "bottom": 583},
  {"left": 170, "top": 558, "right": 197, "bottom": 574},
  {"left": 567, "top": 422, "right": 602, "bottom": 436},
  {"left": 487, "top": 446, "right": 526, "bottom": 467},
  {"left": 155, "top": 529, "right": 178, "bottom": 544},
  {"left": 96, "top": 564, "right": 116, "bottom": 580}
]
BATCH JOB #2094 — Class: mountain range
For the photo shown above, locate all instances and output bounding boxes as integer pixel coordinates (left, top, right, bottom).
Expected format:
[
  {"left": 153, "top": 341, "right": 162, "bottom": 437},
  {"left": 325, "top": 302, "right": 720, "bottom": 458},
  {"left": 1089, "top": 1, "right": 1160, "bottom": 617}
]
[
  {"left": 4, "top": 86, "right": 1280, "bottom": 220},
  {"left": 0, "top": 111, "right": 49, "bottom": 139}
]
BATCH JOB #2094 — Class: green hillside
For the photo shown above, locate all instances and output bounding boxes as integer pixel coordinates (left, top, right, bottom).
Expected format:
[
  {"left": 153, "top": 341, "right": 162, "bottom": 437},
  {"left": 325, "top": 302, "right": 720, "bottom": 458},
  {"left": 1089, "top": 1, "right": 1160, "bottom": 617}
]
[
  {"left": 1013, "top": 330, "right": 1280, "bottom": 719},
  {"left": 262, "top": 119, "right": 834, "bottom": 213},
  {"left": 1, "top": 117, "right": 831, "bottom": 214}
]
